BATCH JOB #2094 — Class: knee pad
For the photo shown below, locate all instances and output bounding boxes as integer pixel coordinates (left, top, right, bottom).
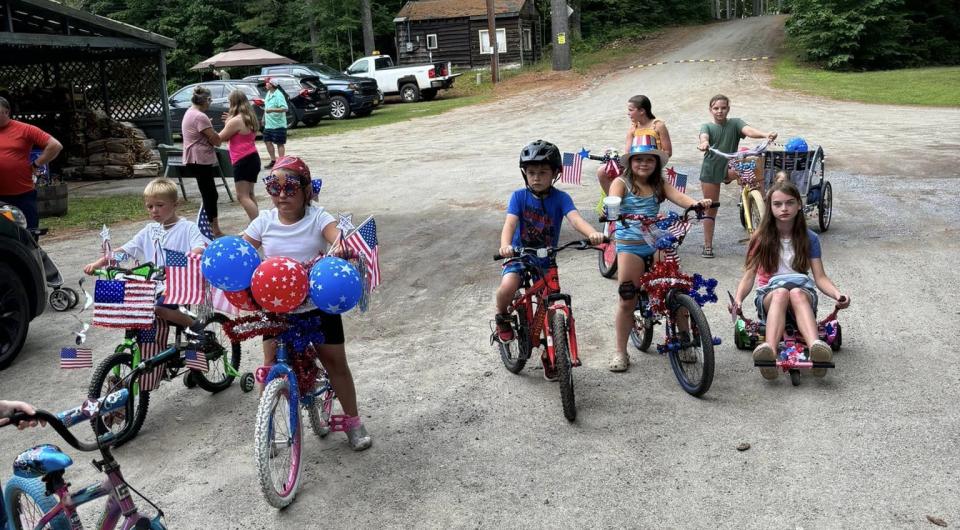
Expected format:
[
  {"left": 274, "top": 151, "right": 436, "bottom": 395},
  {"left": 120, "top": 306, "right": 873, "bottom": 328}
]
[{"left": 618, "top": 281, "right": 638, "bottom": 301}]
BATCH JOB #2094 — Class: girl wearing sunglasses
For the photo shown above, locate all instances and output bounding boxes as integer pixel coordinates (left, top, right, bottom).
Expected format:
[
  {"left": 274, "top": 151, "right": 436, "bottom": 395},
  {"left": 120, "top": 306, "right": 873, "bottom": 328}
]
[{"left": 241, "top": 156, "right": 372, "bottom": 451}]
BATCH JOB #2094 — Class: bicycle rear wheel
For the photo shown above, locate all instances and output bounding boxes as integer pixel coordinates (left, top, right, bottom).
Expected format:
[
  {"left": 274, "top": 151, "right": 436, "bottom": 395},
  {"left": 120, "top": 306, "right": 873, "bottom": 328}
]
[
  {"left": 3, "top": 476, "right": 70, "bottom": 530},
  {"left": 597, "top": 221, "right": 618, "bottom": 278},
  {"left": 306, "top": 382, "right": 335, "bottom": 439},
  {"left": 629, "top": 292, "right": 655, "bottom": 353},
  {"left": 254, "top": 378, "right": 302, "bottom": 509},
  {"left": 747, "top": 190, "right": 764, "bottom": 234},
  {"left": 549, "top": 312, "right": 576, "bottom": 422},
  {"left": 192, "top": 313, "right": 242, "bottom": 393},
  {"left": 668, "top": 293, "right": 715, "bottom": 397},
  {"left": 88, "top": 350, "right": 150, "bottom": 447}
]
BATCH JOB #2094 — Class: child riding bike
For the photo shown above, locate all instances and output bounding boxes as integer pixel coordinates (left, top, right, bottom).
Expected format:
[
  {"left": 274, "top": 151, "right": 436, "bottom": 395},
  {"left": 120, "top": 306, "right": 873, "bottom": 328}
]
[
  {"left": 494, "top": 140, "right": 603, "bottom": 380},
  {"left": 729, "top": 181, "right": 850, "bottom": 380},
  {"left": 82, "top": 177, "right": 206, "bottom": 330},
  {"left": 608, "top": 133, "right": 712, "bottom": 372}
]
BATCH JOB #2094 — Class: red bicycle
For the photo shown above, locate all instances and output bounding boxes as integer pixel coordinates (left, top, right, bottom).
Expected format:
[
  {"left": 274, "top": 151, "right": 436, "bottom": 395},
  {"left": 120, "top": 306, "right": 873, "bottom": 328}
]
[{"left": 491, "top": 238, "right": 605, "bottom": 421}]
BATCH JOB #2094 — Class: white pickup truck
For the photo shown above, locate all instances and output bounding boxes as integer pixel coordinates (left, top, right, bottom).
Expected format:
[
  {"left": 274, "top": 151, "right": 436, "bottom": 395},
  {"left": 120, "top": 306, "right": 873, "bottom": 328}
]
[{"left": 344, "top": 55, "right": 461, "bottom": 103}]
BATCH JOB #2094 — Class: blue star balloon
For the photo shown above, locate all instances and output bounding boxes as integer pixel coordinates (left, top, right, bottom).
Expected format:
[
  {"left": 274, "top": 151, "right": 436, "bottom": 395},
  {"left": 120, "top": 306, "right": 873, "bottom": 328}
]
[
  {"left": 201, "top": 236, "right": 261, "bottom": 291},
  {"left": 309, "top": 257, "right": 363, "bottom": 315}
]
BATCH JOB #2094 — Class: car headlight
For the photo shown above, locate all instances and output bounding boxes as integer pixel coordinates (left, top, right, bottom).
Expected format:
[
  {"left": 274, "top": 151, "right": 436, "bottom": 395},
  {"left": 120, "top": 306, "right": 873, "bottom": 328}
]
[{"left": 0, "top": 204, "right": 28, "bottom": 228}]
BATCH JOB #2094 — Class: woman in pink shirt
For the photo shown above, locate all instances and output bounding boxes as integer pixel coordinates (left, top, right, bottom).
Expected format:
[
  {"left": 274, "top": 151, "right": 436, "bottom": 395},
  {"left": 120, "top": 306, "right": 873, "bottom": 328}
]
[
  {"left": 181, "top": 86, "right": 224, "bottom": 237},
  {"left": 219, "top": 90, "right": 261, "bottom": 220}
]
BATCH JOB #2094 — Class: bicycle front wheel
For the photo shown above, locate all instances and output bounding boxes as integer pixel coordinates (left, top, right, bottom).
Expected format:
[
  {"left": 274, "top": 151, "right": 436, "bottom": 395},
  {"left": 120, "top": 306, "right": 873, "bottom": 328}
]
[
  {"left": 88, "top": 351, "right": 150, "bottom": 447},
  {"left": 668, "top": 293, "right": 715, "bottom": 397},
  {"left": 747, "top": 189, "right": 764, "bottom": 234},
  {"left": 192, "top": 313, "right": 242, "bottom": 393},
  {"left": 3, "top": 475, "right": 70, "bottom": 530},
  {"left": 254, "top": 378, "right": 302, "bottom": 509},
  {"left": 549, "top": 312, "right": 576, "bottom": 422},
  {"left": 597, "top": 221, "right": 618, "bottom": 278}
]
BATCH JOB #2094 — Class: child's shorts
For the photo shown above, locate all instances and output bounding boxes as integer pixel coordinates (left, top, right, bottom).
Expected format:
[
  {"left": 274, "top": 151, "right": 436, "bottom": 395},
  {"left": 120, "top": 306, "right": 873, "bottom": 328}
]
[
  {"left": 263, "top": 308, "right": 345, "bottom": 345},
  {"left": 263, "top": 128, "right": 287, "bottom": 145},
  {"left": 501, "top": 256, "right": 550, "bottom": 277},
  {"left": 615, "top": 243, "right": 655, "bottom": 270},
  {"left": 232, "top": 152, "right": 261, "bottom": 183},
  {"left": 753, "top": 273, "right": 818, "bottom": 321}
]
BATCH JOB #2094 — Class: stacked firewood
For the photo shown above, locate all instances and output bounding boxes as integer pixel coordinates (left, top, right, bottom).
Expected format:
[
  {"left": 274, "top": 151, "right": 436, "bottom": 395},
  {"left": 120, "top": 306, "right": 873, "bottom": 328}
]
[{"left": 61, "top": 111, "right": 161, "bottom": 180}]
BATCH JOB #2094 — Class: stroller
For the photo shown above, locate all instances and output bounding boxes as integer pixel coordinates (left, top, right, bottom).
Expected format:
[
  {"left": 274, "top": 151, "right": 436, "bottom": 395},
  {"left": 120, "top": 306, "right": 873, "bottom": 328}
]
[{"left": 31, "top": 228, "right": 80, "bottom": 311}]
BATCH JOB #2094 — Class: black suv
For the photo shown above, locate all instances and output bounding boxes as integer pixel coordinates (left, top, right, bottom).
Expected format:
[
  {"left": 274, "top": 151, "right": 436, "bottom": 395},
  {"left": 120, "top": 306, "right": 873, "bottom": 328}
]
[
  {"left": 260, "top": 63, "right": 380, "bottom": 120},
  {"left": 242, "top": 74, "right": 331, "bottom": 127},
  {"left": 169, "top": 80, "right": 272, "bottom": 132},
  {"left": 0, "top": 203, "right": 46, "bottom": 369}
]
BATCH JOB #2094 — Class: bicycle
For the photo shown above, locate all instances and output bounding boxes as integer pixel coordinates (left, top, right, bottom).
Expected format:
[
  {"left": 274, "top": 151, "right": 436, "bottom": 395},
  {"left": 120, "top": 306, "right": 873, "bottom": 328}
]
[
  {"left": 708, "top": 141, "right": 769, "bottom": 235},
  {"left": 585, "top": 149, "right": 622, "bottom": 279},
  {"left": 1, "top": 389, "right": 168, "bottom": 529},
  {"left": 729, "top": 291, "right": 844, "bottom": 386},
  {"left": 86, "top": 275, "right": 250, "bottom": 448},
  {"left": 491, "top": 238, "right": 607, "bottom": 422},
  {"left": 221, "top": 312, "right": 337, "bottom": 509},
  {"left": 602, "top": 203, "right": 722, "bottom": 397}
]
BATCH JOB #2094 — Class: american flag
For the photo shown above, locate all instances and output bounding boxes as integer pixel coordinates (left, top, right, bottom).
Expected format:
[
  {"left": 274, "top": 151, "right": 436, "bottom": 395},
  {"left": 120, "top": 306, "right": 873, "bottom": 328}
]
[
  {"left": 164, "top": 249, "right": 204, "bottom": 305},
  {"left": 184, "top": 349, "right": 208, "bottom": 372},
  {"left": 93, "top": 280, "right": 157, "bottom": 329},
  {"left": 344, "top": 216, "right": 380, "bottom": 290},
  {"left": 60, "top": 347, "right": 92, "bottom": 369},
  {"left": 666, "top": 167, "right": 688, "bottom": 193},
  {"left": 197, "top": 206, "right": 215, "bottom": 243},
  {"left": 208, "top": 287, "right": 239, "bottom": 315},
  {"left": 561, "top": 152, "right": 583, "bottom": 185},
  {"left": 136, "top": 320, "right": 169, "bottom": 391}
]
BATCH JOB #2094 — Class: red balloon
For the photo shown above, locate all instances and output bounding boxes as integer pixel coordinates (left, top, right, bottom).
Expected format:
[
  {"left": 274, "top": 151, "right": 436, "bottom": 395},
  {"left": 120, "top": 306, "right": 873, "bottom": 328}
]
[
  {"left": 223, "top": 288, "right": 260, "bottom": 312},
  {"left": 250, "top": 257, "right": 309, "bottom": 313}
]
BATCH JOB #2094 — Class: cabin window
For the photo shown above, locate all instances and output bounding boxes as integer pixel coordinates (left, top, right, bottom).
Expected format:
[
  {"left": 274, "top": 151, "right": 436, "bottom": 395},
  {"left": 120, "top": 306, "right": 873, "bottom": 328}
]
[
  {"left": 479, "top": 29, "right": 507, "bottom": 54},
  {"left": 522, "top": 28, "right": 532, "bottom": 51},
  {"left": 427, "top": 34, "right": 438, "bottom": 50}
]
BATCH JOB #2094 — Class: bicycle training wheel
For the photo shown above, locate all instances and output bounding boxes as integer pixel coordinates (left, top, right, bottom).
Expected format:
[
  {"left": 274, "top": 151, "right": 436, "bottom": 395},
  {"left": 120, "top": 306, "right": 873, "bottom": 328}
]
[
  {"left": 192, "top": 313, "right": 242, "bottom": 393},
  {"left": 3, "top": 476, "right": 70, "bottom": 530},
  {"left": 498, "top": 296, "right": 530, "bottom": 374},
  {"left": 598, "top": 221, "right": 618, "bottom": 279},
  {"left": 254, "top": 378, "right": 303, "bottom": 509},
  {"left": 549, "top": 312, "right": 576, "bottom": 422},
  {"left": 629, "top": 292, "right": 654, "bottom": 353},
  {"left": 747, "top": 190, "right": 764, "bottom": 234},
  {"left": 88, "top": 350, "right": 150, "bottom": 447},
  {"left": 667, "top": 293, "right": 715, "bottom": 397}
]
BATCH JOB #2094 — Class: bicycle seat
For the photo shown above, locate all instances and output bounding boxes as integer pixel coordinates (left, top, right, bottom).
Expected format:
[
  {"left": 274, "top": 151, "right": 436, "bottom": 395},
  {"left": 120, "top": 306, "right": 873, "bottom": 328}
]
[{"left": 13, "top": 444, "right": 73, "bottom": 478}]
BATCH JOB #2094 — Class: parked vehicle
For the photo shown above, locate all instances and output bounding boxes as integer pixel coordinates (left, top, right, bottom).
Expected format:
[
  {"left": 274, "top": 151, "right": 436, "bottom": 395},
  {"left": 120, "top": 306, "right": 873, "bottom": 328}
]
[
  {"left": 0, "top": 202, "right": 47, "bottom": 369},
  {"left": 344, "top": 54, "right": 460, "bottom": 103},
  {"left": 260, "top": 63, "right": 380, "bottom": 120},
  {"left": 243, "top": 74, "right": 331, "bottom": 127},
  {"left": 168, "top": 80, "right": 277, "bottom": 132}
]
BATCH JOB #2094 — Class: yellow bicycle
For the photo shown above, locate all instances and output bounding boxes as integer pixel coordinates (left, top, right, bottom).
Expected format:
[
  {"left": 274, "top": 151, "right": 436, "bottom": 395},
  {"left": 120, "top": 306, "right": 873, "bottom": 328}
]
[{"left": 710, "top": 141, "right": 769, "bottom": 235}]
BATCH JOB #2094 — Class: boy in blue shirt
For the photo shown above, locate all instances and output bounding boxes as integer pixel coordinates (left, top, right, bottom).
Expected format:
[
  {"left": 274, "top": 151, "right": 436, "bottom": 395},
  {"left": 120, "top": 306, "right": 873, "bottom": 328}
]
[{"left": 494, "top": 140, "right": 603, "bottom": 379}]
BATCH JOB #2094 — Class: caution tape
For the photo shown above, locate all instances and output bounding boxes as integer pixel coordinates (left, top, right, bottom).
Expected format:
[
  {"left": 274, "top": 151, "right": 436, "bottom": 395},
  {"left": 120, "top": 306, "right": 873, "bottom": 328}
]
[{"left": 629, "top": 56, "right": 772, "bottom": 69}]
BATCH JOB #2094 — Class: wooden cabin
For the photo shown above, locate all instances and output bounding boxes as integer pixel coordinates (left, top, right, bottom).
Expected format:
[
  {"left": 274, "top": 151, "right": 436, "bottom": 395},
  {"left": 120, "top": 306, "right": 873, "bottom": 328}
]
[{"left": 394, "top": 0, "right": 542, "bottom": 68}]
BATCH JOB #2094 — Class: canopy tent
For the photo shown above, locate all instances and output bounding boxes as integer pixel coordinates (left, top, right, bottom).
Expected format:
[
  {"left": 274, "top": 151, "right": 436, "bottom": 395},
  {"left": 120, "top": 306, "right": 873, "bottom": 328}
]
[{"left": 190, "top": 42, "right": 296, "bottom": 70}]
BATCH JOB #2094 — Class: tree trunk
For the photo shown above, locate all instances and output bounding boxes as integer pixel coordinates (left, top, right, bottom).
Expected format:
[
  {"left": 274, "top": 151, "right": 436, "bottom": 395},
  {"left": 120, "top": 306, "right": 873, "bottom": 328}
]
[
  {"left": 361, "top": 0, "right": 375, "bottom": 56},
  {"left": 726, "top": 0, "right": 731, "bottom": 19},
  {"left": 309, "top": 1, "right": 320, "bottom": 62}
]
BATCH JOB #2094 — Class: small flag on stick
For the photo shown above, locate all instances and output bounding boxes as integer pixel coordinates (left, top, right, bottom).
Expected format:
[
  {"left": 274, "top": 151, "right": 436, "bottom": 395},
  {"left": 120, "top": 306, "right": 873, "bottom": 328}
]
[{"left": 60, "top": 347, "right": 92, "bottom": 369}]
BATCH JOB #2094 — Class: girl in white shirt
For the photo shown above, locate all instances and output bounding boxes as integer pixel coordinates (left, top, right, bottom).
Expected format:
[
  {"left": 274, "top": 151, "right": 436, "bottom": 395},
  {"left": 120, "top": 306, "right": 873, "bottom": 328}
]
[{"left": 242, "top": 156, "right": 371, "bottom": 451}]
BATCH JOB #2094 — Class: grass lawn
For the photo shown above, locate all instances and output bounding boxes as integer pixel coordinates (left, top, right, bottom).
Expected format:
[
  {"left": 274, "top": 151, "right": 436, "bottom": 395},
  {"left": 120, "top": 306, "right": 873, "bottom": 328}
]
[
  {"left": 773, "top": 56, "right": 960, "bottom": 107},
  {"left": 43, "top": 194, "right": 198, "bottom": 233}
]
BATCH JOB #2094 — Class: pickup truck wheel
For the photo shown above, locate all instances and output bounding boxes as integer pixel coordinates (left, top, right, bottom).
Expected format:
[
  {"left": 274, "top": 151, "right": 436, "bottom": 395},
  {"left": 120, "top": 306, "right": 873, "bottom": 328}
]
[
  {"left": 421, "top": 89, "right": 437, "bottom": 101},
  {"left": 329, "top": 95, "right": 351, "bottom": 120},
  {"left": 0, "top": 262, "right": 30, "bottom": 369},
  {"left": 400, "top": 83, "right": 420, "bottom": 103}
]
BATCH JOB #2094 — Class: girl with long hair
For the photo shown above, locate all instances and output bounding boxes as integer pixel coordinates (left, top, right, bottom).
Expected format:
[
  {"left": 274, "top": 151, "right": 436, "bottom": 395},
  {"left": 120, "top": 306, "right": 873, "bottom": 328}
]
[
  {"left": 219, "top": 89, "right": 262, "bottom": 220},
  {"left": 730, "top": 181, "right": 850, "bottom": 380},
  {"left": 597, "top": 95, "right": 673, "bottom": 195}
]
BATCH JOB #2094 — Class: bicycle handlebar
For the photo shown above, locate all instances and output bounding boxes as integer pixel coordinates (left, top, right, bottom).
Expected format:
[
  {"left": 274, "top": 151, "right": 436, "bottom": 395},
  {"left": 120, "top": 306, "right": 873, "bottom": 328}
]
[
  {"left": 493, "top": 237, "right": 610, "bottom": 261},
  {"left": 600, "top": 202, "right": 721, "bottom": 225},
  {"left": 93, "top": 262, "right": 164, "bottom": 281},
  {"left": 708, "top": 140, "right": 770, "bottom": 160},
  {"left": 1, "top": 389, "right": 130, "bottom": 451}
]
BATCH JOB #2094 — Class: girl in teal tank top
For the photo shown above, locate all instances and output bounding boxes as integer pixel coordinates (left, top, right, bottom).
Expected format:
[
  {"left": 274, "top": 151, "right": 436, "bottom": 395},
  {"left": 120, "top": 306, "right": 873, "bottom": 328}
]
[{"left": 606, "top": 137, "right": 714, "bottom": 373}]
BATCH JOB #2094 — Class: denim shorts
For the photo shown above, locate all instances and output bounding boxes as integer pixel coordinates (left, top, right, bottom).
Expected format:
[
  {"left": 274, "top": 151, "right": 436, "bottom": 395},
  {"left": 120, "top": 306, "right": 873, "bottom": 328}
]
[
  {"left": 501, "top": 257, "right": 550, "bottom": 277},
  {"left": 263, "top": 128, "right": 287, "bottom": 145}
]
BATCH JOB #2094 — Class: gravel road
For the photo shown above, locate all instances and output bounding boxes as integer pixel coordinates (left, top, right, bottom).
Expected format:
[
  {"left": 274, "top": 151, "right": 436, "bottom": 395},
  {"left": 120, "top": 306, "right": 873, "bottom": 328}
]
[{"left": 2, "top": 15, "right": 959, "bottom": 528}]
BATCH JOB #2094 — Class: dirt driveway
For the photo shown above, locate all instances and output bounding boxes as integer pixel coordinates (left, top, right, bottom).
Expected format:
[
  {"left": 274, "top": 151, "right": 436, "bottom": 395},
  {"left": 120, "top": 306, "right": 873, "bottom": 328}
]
[{"left": 3, "top": 16, "right": 959, "bottom": 528}]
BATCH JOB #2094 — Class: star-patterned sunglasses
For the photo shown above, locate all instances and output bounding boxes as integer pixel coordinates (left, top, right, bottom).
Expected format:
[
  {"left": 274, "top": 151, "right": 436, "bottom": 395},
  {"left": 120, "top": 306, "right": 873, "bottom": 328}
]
[{"left": 264, "top": 174, "right": 303, "bottom": 197}]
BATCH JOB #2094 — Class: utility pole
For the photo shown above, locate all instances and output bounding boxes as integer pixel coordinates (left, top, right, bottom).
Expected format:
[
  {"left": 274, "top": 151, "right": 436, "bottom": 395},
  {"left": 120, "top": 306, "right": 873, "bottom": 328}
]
[
  {"left": 485, "top": 0, "right": 499, "bottom": 83},
  {"left": 550, "top": 0, "right": 570, "bottom": 70}
]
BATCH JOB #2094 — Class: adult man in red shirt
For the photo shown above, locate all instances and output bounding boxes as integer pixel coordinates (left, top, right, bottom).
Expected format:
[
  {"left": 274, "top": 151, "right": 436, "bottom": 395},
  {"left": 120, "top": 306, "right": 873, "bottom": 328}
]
[{"left": 0, "top": 96, "right": 63, "bottom": 230}]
